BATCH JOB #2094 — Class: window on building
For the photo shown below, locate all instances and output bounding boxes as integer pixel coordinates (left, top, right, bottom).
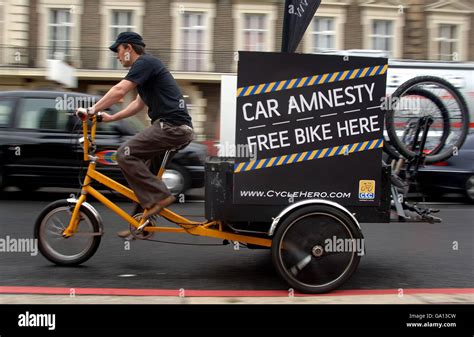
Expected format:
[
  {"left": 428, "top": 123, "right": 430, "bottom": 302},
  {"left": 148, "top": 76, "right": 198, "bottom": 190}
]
[
  {"left": 370, "top": 20, "right": 393, "bottom": 55},
  {"left": 309, "top": 17, "right": 336, "bottom": 52},
  {"left": 48, "top": 9, "right": 73, "bottom": 60},
  {"left": 242, "top": 14, "right": 267, "bottom": 51},
  {"left": 437, "top": 24, "right": 458, "bottom": 61},
  {"left": 181, "top": 12, "right": 206, "bottom": 71},
  {"left": 109, "top": 10, "right": 134, "bottom": 69}
]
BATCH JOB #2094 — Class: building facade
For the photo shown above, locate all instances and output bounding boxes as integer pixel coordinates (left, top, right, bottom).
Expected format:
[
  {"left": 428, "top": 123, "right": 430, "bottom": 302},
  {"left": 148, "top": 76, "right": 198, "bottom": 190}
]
[{"left": 0, "top": 0, "right": 473, "bottom": 141}]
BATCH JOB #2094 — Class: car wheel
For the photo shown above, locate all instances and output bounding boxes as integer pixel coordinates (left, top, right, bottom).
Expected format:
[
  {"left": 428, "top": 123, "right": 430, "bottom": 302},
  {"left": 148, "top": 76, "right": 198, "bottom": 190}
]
[
  {"left": 0, "top": 166, "right": 6, "bottom": 193},
  {"left": 0, "top": 166, "right": 4, "bottom": 190},
  {"left": 163, "top": 164, "right": 191, "bottom": 196},
  {"left": 17, "top": 184, "right": 40, "bottom": 193},
  {"left": 465, "top": 175, "right": 474, "bottom": 203}
]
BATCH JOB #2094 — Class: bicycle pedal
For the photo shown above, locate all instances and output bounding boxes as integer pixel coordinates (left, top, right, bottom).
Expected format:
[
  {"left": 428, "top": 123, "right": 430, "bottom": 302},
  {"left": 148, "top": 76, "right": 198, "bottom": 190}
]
[
  {"left": 137, "top": 220, "right": 150, "bottom": 233},
  {"left": 147, "top": 215, "right": 159, "bottom": 222}
]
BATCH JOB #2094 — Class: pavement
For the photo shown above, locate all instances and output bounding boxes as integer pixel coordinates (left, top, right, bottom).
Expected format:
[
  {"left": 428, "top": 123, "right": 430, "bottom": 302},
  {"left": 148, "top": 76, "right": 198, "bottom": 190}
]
[
  {"left": 1, "top": 286, "right": 473, "bottom": 304},
  {"left": 1, "top": 292, "right": 473, "bottom": 304}
]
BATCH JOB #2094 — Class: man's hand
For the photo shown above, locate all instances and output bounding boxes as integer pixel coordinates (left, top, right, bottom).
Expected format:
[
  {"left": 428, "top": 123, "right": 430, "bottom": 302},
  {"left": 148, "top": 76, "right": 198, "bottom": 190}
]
[
  {"left": 75, "top": 107, "right": 89, "bottom": 120},
  {"left": 99, "top": 95, "right": 145, "bottom": 123},
  {"left": 99, "top": 112, "right": 114, "bottom": 122}
]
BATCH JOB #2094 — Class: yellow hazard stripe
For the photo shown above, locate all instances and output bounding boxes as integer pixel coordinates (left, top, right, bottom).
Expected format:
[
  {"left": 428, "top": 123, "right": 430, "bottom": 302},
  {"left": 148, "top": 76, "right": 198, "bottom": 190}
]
[
  {"left": 288, "top": 78, "right": 297, "bottom": 89},
  {"left": 234, "top": 138, "right": 383, "bottom": 173},
  {"left": 245, "top": 160, "right": 256, "bottom": 171},
  {"left": 369, "top": 65, "right": 380, "bottom": 76},
  {"left": 255, "top": 83, "right": 265, "bottom": 95},
  {"left": 318, "top": 148, "right": 329, "bottom": 158},
  {"left": 235, "top": 162, "right": 246, "bottom": 173},
  {"left": 349, "top": 68, "right": 359, "bottom": 80},
  {"left": 298, "top": 151, "right": 307, "bottom": 162},
  {"left": 266, "top": 157, "right": 277, "bottom": 168},
  {"left": 237, "top": 63, "right": 388, "bottom": 97},
  {"left": 328, "top": 72, "right": 339, "bottom": 83},
  {"left": 244, "top": 86, "right": 253, "bottom": 96},
  {"left": 256, "top": 158, "right": 266, "bottom": 169},
  {"left": 318, "top": 73, "right": 328, "bottom": 84},
  {"left": 277, "top": 155, "right": 287, "bottom": 166},
  {"left": 359, "top": 67, "right": 370, "bottom": 78},
  {"left": 298, "top": 77, "right": 308, "bottom": 88},
  {"left": 340, "top": 70, "right": 350, "bottom": 81}
]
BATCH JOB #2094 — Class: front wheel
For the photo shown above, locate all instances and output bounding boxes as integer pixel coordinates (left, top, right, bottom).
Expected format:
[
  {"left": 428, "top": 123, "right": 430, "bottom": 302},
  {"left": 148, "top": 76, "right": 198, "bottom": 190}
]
[
  {"left": 34, "top": 200, "right": 102, "bottom": 266},
  {"left": 272, "top": 205, "right": 363, "bottom": 294}
]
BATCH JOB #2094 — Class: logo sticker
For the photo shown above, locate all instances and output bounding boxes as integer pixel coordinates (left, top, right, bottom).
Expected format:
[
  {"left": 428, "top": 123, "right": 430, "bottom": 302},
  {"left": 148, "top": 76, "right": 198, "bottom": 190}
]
[
  {"left": 359, "top": 180, "right": 375, "bottom": 200},
  {"left": 96, "top": 150, "right": 118, "bottom": 166}
]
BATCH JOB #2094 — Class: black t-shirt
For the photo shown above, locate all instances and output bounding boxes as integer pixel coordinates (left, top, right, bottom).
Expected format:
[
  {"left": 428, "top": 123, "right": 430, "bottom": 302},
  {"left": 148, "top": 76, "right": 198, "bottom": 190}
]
[{"left": 125, "top": 54, "right": 192, "bottom": 127}]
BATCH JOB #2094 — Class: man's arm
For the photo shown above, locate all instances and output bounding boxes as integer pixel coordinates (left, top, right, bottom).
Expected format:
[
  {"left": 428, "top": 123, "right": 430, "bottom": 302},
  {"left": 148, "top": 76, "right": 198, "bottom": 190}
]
[
  {"left": 101, "top": 94, "right": 146, "bottom": 122},
  {"left": 91, "top": 79, "right": 137, "bottom": 112}
]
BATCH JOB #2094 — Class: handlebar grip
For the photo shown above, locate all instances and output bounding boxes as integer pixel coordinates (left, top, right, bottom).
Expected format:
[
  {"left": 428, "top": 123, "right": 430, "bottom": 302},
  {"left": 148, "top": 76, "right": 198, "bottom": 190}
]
[{"left": 76, "top": 108, "right": 88, "bottom": 120}]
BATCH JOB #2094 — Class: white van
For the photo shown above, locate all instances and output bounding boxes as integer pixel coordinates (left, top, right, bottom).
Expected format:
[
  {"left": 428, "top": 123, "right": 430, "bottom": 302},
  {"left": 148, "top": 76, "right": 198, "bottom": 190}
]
[{"left": 388, "top": 59, "right": 474, "bottom": 124}]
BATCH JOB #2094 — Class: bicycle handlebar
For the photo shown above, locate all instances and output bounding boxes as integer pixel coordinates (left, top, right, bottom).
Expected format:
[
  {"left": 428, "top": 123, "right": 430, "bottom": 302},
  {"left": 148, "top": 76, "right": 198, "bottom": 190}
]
[
  {"left": 76, "top": 108, "right": 103, "bottom": 122},
  {"left": 76, "top": 107, "right": 91, "bottom": 120},
  {"left": 76, "top": 108, "right": 103, "bottom": 161}
]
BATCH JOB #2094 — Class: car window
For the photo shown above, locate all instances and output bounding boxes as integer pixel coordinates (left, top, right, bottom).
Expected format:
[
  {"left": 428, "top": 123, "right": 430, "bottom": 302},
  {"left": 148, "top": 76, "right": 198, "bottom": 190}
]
[
  {"left": 0, "top": 99, "right": 14, "bottom": 127},
  {"left": 125, "top": 116, "right": 145, "bottom": 133},
  {"left": 17, "top": 98, "right": 69, "bottom": 131},
  {"left": 96, "top": 120, "right": 120, "bottom": 134},
  {"left": 94, "top": 115, "right": 144, "bottom": 135}
]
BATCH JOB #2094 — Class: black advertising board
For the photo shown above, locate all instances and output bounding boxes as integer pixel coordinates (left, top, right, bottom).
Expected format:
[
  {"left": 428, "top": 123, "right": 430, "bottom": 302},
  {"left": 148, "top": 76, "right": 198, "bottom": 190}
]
[{"left": 234, "top": 51, "right": 388, "bottom": 206}]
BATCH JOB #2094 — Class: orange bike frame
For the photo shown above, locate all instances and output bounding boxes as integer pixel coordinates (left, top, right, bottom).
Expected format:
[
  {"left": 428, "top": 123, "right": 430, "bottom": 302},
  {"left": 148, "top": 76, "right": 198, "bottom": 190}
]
[{"left": 62, "top": 116, "right": 271, "bottom": 247}]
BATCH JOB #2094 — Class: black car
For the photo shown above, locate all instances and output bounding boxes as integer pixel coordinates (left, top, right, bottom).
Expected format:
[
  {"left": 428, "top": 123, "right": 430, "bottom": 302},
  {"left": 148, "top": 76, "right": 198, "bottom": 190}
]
[
  {"left": 414, "top": 132, "right": 474, "bottom": 203},
  {"left": 0, "top": 90, "right": 205, "bottom": 195}
]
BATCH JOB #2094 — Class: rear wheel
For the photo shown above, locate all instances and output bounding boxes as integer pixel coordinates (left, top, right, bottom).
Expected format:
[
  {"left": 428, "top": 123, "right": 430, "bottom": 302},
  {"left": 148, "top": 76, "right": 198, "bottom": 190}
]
[
  {"left": 34, "top": 200, "right": 102, "bottom": 266},
  {"left": 271, "top": 205, "right": 363, "bottom": 294}
]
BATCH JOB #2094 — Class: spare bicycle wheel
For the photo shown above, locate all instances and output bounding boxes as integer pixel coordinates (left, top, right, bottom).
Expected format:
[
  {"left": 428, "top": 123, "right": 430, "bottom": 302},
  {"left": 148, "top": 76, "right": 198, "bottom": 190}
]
[{"left": 385, "top": 76, "right": 469, "bottom": 163}]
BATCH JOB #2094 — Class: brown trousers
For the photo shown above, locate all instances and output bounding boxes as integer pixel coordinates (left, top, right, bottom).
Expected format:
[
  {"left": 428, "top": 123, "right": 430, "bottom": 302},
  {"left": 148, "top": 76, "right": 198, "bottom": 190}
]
[{"left": 116, "top": 120, "right": 194, "bottom": 209}]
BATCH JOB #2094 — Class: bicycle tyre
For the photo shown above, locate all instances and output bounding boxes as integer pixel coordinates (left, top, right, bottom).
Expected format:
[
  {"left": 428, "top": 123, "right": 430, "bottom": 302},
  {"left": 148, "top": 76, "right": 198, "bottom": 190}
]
[
  {"left": 271, "top": 204, "right": 363, "bottom": 294},
  {"left": 385, "top": 76, "right": 469, "bottom": 164},
  {"left": 34, "top": 200, "right": 102, "bottom": 266},
  {"left": 383, "top": 87, "right": 451, "bottom": 160}
]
